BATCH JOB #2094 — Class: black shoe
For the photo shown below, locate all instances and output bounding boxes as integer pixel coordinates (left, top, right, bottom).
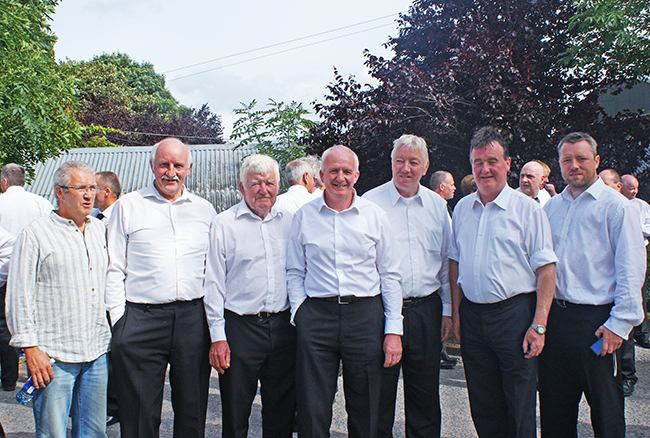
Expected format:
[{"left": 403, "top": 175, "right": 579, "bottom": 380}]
[
  {"left": 440, "top": 356, "right": 457, "bottom": 370},
  {"left": 633, "top": 333, "right": 650, "bottom": 349},
  {"left": 2, "top": 385, "right": 16, "bottom": 392},
  {"left": 106, "top": 416, "right": 119, "bottom": 426},
  {"left": 623, "top": 379, "right": 635, "bottom": 397}
]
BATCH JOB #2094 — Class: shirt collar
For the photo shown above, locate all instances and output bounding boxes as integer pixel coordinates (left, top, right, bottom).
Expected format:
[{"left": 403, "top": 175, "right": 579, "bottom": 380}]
[
  {"left": 287, "top": 185, "right": 309, "bottom": 195},
  {"left": 560, "top": 177, "right": 603, "bottom": 201},
  {"left": 142, "top": 180, "right": 192, "bottom": 203},
  {"left": 388, "top": 181, "right": 424, "bottom": 207},
  {"left": 235, "top": 199, "right": 284, "bottom": 221},
  {"left": 5, "top": 186, "right": 26, "bottom": 194},
  {"left": 51, "top": 210, "right": 91, "bottom": 228},
  {"left": 472, "top": 184, "right": 512, "bottom": 211},
  {"left": 317, "top": 190, "right": 361, "bottom": 214}
]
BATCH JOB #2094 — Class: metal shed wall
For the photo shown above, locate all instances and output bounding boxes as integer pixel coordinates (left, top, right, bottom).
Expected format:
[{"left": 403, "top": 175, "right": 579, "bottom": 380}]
[{"left": 27, "top": 144, "right": 256, "bottom": 212}]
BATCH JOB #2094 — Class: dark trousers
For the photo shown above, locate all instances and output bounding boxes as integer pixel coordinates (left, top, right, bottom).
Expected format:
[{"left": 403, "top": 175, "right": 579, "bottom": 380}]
[
  {"left": 459, "top": 293, "right": 537, "bottom": 438},
  {"left": 295, "top": 295, "right": 385, "bottom": 438},
  {"left": 111, "top": 299, "right": 211, "bottom": 438},
  {"left": 539, "top": 301, "right": 624, "bottom": 438},
  {"left": 620, "top": 336, "right": 636, "bottom": 382},
  {"left": 378, "top": 293, "right": 442, "bottom": 438},
  {"left": 219, "top": 309, "right": 296, "bottom": 438},
  {"left": 0, "top": 285, "right": 18, "bottom": 389}
]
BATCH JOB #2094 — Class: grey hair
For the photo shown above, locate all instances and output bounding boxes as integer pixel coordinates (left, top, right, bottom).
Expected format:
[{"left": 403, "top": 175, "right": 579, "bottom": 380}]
[
  {"left": 557, "top": 132, "right": 597, "bottom": 156},
  {"left": 53, "top": 161, "right": 95, "bottom": 189},
  {"left": 150, "top": 138, "right": 193, "bottom": 166},
  {"left": 284, "top": 159, "right": 314, "bottom": 186},
  {"left": 302, "top": 155, "right": 322, "bottom": 187},
  {"left": 391, "top": 134, "right": 429, "bottom": 164},
  {"left": 429, "top": 170, "right": 452, "bottom": 191},
  {"left": 1, "top": 163, "right": 26, "bottom": 187},
  {"left": 322, "top": 145, "right": 359, "bottom": 172},
  {"left": 239, "top": 154, "right": 280, "bottom": 184}
]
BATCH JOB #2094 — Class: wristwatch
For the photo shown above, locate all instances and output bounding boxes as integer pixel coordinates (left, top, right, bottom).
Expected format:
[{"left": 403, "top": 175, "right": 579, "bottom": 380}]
[{"left": 530, "top": 324, "right": 546, "bottom": 335}]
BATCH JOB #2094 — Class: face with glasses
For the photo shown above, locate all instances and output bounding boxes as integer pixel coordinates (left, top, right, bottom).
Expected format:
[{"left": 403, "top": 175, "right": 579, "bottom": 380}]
[{"left": 55, "top": 170, "right": 97, "bottom": 227}]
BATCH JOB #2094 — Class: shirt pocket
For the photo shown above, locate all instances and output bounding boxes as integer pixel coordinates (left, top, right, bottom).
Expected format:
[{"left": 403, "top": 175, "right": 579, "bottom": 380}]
[{"left": 488, "top": 227, "right": 520, "bottom": 264}]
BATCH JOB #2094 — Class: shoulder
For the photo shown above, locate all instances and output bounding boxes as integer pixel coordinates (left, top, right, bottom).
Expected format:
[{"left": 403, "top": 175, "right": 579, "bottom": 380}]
[{"left": 362, "top": 182, "right": 391, "bottom": 201}]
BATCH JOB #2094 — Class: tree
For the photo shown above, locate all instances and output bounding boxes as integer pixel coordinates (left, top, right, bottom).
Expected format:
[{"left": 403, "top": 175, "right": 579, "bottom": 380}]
[
  {"left": 231, "top": 99, "right": 316, "bottom": 177},
  {"left": 308, "top": 0, "right": 650, "bottom": 194},
  {"left": 0, "top": 0, "right": 81, "bottom": 174},
  {"left": 561, "top": 0, "right": 650, "bottom": 84}
]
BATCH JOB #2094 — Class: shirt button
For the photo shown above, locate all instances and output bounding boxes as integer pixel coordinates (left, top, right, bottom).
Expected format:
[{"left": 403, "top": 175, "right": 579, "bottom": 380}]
[{"left": 89, "top": 267, "right": 92, "bottom": 271}]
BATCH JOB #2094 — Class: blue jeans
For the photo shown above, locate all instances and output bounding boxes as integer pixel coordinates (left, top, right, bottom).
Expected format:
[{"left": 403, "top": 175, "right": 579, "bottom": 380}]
[{"left": 32, "top": 354, "right": 108, "bottom": 438}]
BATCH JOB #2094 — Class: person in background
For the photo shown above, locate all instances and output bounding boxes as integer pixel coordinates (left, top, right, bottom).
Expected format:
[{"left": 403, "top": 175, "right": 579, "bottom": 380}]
[
  {"left": 0, "top": 163, "right": 53, "bottom": 236},
  {"left": 0, "top": 227, "right": 15, "bottom": 392},
  {"left": 274, "top": 158, "right": 316, "bottom": 213}
]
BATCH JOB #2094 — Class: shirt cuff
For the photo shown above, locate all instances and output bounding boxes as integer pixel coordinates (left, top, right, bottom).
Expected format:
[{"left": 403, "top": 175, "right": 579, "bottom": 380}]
[
  {"left": 603, "top": 316, "right": 634, "bottom": 340},
  {"left": 8, "top": 333, "right": 38, "bottom": 349},
  {"left": 209, "top": 323, "right": 227, "bottom": 343},
  {"left": 442, "top": 303, "right": 452, "bottom": 317},
  {"left": 384, "top": 316, "right": 403, "bottom": 336},
  {"left": 109, "top": 306, "right": 125, "bottom": 327}
]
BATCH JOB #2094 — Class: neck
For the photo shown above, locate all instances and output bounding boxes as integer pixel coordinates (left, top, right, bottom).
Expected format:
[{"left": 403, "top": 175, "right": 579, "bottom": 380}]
[
  {"left": 324, "top": 191, "right": 354, "bottom": 212},
  {"left": 395, "top": 182, "right": 418, "bottom": 199}
]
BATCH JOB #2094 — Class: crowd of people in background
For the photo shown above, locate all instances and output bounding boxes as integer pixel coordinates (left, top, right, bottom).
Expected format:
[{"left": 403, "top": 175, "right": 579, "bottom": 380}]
[{"left": 0, "top": 128, "right": 647, "bottom": 438}]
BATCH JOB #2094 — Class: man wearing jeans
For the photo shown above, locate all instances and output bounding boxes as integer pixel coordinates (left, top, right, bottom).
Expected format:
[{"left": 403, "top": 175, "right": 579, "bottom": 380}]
[{"left": 6, "top": 161, "right": 111, "bottom": 437}]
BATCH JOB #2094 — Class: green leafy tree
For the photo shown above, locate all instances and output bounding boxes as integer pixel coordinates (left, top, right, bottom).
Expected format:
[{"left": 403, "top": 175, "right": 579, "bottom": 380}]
[
  {"left": 231, "top": 99, "right": 316, "bottom": 176},
  {"left": 561, "top": 0, "right": 650, "bottom": 84},
  {"left": 0, "top": 0, "right": 81, "bottom": 173}
]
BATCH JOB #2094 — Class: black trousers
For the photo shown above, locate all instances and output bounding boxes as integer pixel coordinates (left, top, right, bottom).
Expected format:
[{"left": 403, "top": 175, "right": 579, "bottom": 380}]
[
  {"left": 619, "top": 335, "right": 636, "bottom": 382},
  {"left": 295, "top": 295, "right": 385, "bottom": 438},
  {"left": 219, "top": 309, "right": 296, "bottom": 438},
  {"left": 111, "top": 299, "right": 211, "bottom": 438},
  {"left": 459, "top": 293, "right": 537, "bottom": 438},
  {"left": 539, "top": 301, "right": 624, "bottom": 438},
  {"left": 0, "top": 285, "right": 18, "bottom": 389},
  {"left": 378, "top": 293, "right": 442, "bottom": 438}
]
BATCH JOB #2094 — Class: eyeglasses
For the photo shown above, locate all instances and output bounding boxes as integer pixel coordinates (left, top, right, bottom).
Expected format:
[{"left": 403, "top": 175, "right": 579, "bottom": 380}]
[{"left": 59, "top": 185, "right": 99, "bottom": 194}]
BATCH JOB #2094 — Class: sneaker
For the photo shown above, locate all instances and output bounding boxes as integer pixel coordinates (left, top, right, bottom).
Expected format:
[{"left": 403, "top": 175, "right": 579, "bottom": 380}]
[{"left": 623, "top": 379, "right": 635, "bottom": 397}]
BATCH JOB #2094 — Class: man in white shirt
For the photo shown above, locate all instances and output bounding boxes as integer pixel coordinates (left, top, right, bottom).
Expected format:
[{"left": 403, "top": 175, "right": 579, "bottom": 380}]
[
  {"left": 7, "top": 161, "right": 111, "bottom": 437},
  {"left": 204, "top": 154, "right": 295, "bottom": 438},
  {"left": 518, "top": 161, "right": 546, "bottom": 203},
  {"left": 106, "top": 138, "right": 217, "bottom": 438},
  {"left": 0, "top": 227, "right": 16, "bottom": 392},
  {"left": 0, "top": 163, "right": 53, "bottom": 235},
  {"left": 429, "top": 170, "right": 456, "bottom": 219},
  {"left": 274, "top": 158, "right": 316, "bottom": 213},
  {"left": 286, "top": 145, "right": 403, "bottom": 438},
  {"left": 621, "top": 174, "right": 650, "bottom": 349},
  {"left": 449, "top": 127, "right": 557, "bottom": 438},
  {"left": 93, "top": 171, "right": 121, "bottom": 224},
  {"left": 540, "top": 133, "right": 645, "bottom": 438},
  {"left": 364, "top": 135, "right": 452, "bottom": 438}
]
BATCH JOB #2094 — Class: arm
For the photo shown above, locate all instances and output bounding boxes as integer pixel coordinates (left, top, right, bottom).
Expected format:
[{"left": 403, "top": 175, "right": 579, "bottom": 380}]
[
  {"left": 439, "top": 207, "right": 452, "bottom": 341},
  {"left": 105, "top": 200, "right": 128, "bottom": 325},
  {"left": 449, "top": 259, "right": 463, "bottom": 343},
  {"left": 522, "top": 262, "right": 555, "bottom": 358},
  {"left": 286, "top": 213, "right": 307, "bottom": 324}
]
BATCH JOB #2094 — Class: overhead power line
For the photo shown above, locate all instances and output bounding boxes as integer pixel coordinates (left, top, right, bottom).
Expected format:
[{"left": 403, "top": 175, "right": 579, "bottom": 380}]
[
  {"left": 168, "top": 22, "right": 397, "bottom": 82},
  {"left": 162, "top": 12, "right": 403, "bottom": 76}
]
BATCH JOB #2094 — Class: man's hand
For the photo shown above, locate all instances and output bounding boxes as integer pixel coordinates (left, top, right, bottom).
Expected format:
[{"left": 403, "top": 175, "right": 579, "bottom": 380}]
[
  {"left": 545, "top": 183, "right": 557, "bottom": 196},
  {"left": 24, "top": 347, "right": 53, "bottom": 389},
  {"left": 383, "top": 334, "right": 402, "bottom": 368},
  {"left": 522, "top": 328, "right": 545, "bottom": 359},
  {"left": 209, "top": 341, "right": 231, "bottom": 374},
  {"left": 441, "top": 316, "right": 452, "bottom": 342},
  {"left": 595, "top": 326, "right": 624, "bottom": 356}
]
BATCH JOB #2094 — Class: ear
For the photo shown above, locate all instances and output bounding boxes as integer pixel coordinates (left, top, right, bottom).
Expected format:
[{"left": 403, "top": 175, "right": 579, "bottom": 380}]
[
  {"left": 238, "top": 181, "right": 245, "bottom": 196},
  {"left": 595, "top": 155, "right": 601, "bottom": 169},
  {"left": 54, "top": 185, "right": 64, "bottom": 202}
]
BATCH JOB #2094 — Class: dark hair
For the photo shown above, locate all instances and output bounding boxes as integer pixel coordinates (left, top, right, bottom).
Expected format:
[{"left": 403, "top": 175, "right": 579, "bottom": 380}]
[
  {"left": 469, "top": 127, "right": 509, "bottom": 162},
  {"left": 96, "top": 171, "right": 122, "bottom": 198}
]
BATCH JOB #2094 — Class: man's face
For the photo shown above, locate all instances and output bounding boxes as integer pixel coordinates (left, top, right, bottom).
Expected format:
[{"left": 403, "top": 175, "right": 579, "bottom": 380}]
[
  {"left": 94, "top": 176, "right": 109, "bottom": 211},
  {"left": 151, "top": 139, "right": 192, "bottom": 201},
  {"left": 519, "top": 162, "right": 544, "bottom": 198},
  {"left": 471, "top": 141, "right": 511, "bottom": 201},
  {"left": 621, "top": 176, "right": 639, "bottom": 200},
  {"left": 321, "top": 148, "right": 359, "bottom": 201},
  {"left": 391, "top": 146, "right": 429, "bottom": 197},
  {"left": 439, "top": 175, "right": 456, "bottom": 200},
  {"left": 239, "top": 171, "right": 278, "bottom": 219},
  {"left": 559, "top": 140, "right": 600, "bottom": 192},
  {"left": 57, "top": 170, "right": 96, "bottom": 222},
  {"left": 304, "top": 172, "right": 316, "bottom": 193}
]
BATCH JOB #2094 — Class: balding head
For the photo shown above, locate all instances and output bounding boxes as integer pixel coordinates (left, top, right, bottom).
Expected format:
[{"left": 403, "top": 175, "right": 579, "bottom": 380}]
[
  {"left": 519, "top": 161, "right": 544, "bottom": 199},
  {"left": 621, "top": 174, "right": 639, "bottom": 200},
  {"left": 599, "top": 169, "right": 622, "bottom": 192}
]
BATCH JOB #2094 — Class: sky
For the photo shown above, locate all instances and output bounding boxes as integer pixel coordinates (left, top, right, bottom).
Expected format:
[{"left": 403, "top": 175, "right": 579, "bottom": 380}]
[{"left": 50, "top": 0, "right": 415, "bottom": 140}]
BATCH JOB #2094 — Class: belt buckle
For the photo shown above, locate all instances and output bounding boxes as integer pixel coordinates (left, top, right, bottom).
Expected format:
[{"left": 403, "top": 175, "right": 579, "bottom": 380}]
[{"left": 338, "top": 296, "right": 349, "bottom": 305}]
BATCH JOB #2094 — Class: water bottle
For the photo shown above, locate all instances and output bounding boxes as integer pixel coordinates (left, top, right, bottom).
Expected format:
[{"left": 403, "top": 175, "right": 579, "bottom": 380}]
[{"left": 15, "top": 358, "right": 55, "bottom": 405}]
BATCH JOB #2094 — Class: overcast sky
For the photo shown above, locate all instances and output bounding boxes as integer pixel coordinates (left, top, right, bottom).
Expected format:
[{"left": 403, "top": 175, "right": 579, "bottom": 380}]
[{"left": 51, "top": 0, "right": 415, "bottom": 139}]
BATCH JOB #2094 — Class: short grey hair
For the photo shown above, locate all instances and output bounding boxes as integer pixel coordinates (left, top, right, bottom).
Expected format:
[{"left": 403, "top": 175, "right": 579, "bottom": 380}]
[
  {"left": 239, "top": 154, "right": 280, "bottom": 184},
  {"left": 284, "top": 159, "right": 314, "bottom": 186},
  {"left": 53, "top": 161, "right": 95, "bottom": 189},
  {"left": 557, "top": 132, "right": 597, "bottom": 156},
  {"left": 302, "top": 155, "right": 322, "bottom": 187},
  {"left": 391, "top": 134, "right": 429, "bottom": 164},
  {"left": 1, "top": 163, "right": 26, "bottom": 187},
  {"left": 150, "top": 138, "right": 193, "bottom": 166},
  {"left": 322, "top": 145, "right": 359, "bottom": 172},
  {"left": 430, "top": 170, "right": 452, "bottom": 191}
]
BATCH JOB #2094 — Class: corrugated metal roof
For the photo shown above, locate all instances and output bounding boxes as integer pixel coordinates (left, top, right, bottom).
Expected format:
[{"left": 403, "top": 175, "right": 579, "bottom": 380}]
[{"left": 27, "top": 144, "right": 257, "bottom": 212}]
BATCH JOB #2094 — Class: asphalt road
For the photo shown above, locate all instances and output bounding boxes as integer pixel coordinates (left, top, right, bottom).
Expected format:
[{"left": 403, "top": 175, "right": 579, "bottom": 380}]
[{"left": 2, "top": 345, "right": 649, "bottom": 437}]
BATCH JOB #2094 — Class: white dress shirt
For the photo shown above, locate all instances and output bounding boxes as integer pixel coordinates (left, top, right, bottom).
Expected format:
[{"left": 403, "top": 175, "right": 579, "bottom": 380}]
[
  {"left": 0, "top": 227, "right": 15, "bottom": 287},
  {"left": 363, "top": 181, "right": 452, "bottom": 316},
  {"left": 544, "top": 178, "right": 646, "bottom": 338},
  {"left": 286, "top": 192, "right": 403, "bottom": 335},
  {"left": 274, "top": 185, "right": 316, "bottom": 214},
  {"left": 203, "top": 201, "right": 293, "bottom": 342},
  {"left": 449, "top": 185, "right": 557, "bottom": 304},
  {"left": 629, "top": 197, "right": 650, "bottom": 238},
  {"left": 93, "top": 202, "right": 116, "bottom": 225},
  {"left": 105, "top": 182, "right": 217, "bottom": 324},
  {"left": 537, "top": 187, "right": 551, "bottom": 206},
  {"left": 7, "top": 213, "right": 111, "bottom": 362},
  {"left": 0, "top": 186, "right": 53, "bottom": 235}
]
